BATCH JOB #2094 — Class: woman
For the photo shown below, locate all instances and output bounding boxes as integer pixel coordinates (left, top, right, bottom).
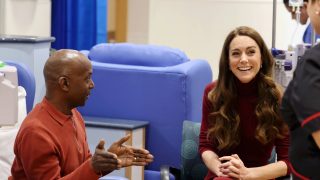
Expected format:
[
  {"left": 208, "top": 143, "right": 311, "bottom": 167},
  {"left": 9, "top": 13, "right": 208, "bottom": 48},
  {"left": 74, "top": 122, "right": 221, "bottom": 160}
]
[
  {"left": 199, "top": 26, "right": 290, "bottom": 180},
  {"left": 281, "top": 0, "right": 320, "bottom": 179}
]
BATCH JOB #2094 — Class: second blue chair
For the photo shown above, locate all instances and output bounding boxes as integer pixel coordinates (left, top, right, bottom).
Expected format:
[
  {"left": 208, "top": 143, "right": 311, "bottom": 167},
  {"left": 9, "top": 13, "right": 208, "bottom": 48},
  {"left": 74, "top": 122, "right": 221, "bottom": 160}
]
[{"left": 79, "top": 43, "right": 213, "bottom": 172}]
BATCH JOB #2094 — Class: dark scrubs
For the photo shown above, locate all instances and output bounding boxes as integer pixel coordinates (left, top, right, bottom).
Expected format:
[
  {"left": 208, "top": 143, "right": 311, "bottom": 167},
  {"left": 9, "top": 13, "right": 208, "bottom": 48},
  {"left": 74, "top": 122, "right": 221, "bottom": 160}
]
[{"left": 281, "top": 44, "right": 320, "bottom": 180}]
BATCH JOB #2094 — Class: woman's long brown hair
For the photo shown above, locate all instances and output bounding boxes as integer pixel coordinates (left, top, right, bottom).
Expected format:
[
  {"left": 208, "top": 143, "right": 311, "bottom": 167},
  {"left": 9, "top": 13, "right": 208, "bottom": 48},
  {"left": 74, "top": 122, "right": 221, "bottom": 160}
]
[{"left": 207, "top": 26, "right": 288, "bottom": 150}]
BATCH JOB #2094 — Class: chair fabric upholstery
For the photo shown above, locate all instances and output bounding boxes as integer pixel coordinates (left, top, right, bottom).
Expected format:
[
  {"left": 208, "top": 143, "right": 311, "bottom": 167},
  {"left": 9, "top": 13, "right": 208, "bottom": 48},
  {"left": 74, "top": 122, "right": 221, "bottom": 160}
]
[
  {"left": 88, "top": 43, "right": 188, "bottom": 67},
  {"left": 6, "top": 61, "right": 35, "bottom": 113},
  {"left": 78, "top": 43, "right": 212, "bottom": 171},
  {"left": 181, "top": 120, "right": 208, "bottom": 180}
]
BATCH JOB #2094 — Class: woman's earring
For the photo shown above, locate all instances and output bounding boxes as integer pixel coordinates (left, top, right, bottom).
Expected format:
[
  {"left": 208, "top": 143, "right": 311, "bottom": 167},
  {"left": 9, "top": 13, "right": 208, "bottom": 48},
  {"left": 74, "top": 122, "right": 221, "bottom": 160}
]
[{"left": 260, "top": 64, "right": 262, "bottom": 69}]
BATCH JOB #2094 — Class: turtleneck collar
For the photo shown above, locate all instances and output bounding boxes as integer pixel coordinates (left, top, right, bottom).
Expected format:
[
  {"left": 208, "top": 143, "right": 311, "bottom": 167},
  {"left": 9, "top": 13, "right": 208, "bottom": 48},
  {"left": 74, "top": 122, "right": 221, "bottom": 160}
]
[{"left": 235, "top": 77, "right": 258, "bottom": 97}]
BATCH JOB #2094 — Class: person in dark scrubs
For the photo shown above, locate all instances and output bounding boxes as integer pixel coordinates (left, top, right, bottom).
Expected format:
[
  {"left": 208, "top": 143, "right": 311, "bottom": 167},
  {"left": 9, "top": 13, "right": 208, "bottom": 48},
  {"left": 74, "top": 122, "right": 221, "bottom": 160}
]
[{"left": 281, "top": 0, "right": 320, "bottom": 179}]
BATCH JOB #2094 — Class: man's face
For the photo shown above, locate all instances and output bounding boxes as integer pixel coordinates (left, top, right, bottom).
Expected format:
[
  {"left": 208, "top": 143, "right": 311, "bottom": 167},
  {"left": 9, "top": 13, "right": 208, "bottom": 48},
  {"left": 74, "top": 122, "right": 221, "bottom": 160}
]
[{"left": 68, "top": 58, "right": 94, "bottom": 107}]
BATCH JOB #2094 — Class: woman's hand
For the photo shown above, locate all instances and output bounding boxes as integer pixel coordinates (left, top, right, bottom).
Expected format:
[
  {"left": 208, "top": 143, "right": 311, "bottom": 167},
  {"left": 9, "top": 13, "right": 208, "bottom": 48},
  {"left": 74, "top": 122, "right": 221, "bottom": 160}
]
[{"left": 219, "top": 154, "right": 255, "bottom": 180}]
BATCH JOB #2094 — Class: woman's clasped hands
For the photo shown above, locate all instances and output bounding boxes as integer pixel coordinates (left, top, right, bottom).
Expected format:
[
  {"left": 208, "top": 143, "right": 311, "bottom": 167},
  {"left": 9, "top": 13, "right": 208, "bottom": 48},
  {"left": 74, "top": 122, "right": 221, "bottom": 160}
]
[{"left": 218, "top": 154, "right": 256, "bottom": 180}]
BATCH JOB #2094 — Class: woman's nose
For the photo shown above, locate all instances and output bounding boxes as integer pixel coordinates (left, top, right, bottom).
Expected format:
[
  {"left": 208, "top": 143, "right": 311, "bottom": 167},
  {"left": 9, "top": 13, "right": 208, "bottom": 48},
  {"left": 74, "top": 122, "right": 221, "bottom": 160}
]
[{"left": 240, "top": 54, "right": 248, "bottom": 63}]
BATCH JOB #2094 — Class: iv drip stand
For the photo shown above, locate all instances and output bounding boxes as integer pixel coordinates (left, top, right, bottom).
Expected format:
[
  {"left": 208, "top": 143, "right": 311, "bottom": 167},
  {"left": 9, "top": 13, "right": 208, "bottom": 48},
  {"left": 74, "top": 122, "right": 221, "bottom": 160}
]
[{"left": 272, "top": 0, "right": 277, "bottom": 49}]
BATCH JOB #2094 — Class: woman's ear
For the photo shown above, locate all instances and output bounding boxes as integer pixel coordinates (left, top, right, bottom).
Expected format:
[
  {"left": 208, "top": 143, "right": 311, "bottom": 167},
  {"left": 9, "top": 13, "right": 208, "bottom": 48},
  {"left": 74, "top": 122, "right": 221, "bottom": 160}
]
[
  {"left": 58, "top": 76, "right": 70, "bottom": 91},
  {"left": 317, "top": 0, "right": 320, "bottom": 14}
]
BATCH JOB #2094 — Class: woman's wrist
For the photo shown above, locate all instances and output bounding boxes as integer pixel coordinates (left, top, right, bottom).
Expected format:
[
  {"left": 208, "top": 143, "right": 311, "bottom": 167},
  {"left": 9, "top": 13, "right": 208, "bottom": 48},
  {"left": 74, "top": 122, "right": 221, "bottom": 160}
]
[{"left": 244, "top": 168, "right": 258, "bottom": 180}]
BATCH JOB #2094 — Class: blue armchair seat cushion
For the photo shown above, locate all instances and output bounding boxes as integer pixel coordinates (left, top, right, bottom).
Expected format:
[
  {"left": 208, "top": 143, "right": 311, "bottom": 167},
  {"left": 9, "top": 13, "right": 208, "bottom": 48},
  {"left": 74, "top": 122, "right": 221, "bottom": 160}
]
[{"left": 88, "top": 43, "right": 189, "bottom": 67}]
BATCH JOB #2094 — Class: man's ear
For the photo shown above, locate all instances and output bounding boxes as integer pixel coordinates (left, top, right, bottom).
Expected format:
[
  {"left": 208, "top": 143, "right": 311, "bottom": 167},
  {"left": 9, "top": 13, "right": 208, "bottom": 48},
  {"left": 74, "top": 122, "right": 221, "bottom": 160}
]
[{"left": 58, "top": 76, "right": 69, "bottom": 91}]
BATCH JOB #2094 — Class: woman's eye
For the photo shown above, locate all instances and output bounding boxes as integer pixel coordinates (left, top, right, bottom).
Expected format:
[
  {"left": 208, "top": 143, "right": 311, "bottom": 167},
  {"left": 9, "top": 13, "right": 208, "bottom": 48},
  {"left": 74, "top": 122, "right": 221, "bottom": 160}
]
[
  {"left": 231, "top": 52, "right": 240, "bottom": 57},
  {"left": 247, "top": 50, "right": 255, "bottom": 56}
]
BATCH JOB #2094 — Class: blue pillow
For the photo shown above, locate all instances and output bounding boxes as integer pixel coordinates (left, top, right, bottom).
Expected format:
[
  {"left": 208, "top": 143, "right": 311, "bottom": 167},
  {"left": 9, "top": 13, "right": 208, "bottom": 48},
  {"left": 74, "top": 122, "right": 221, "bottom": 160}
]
[{"left": 88, "top": 43, "right": 189, "bottom": 67}]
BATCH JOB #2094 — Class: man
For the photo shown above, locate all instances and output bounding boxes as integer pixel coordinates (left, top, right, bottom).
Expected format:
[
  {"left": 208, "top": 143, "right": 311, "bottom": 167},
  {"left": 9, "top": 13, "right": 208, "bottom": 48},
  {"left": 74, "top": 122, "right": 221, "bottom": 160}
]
[
  {"left": 283, "top": 0, "right": 320, "bottom": 44},
  {"left": 9, "top": 49, "right": 153, "bottom": 179}
]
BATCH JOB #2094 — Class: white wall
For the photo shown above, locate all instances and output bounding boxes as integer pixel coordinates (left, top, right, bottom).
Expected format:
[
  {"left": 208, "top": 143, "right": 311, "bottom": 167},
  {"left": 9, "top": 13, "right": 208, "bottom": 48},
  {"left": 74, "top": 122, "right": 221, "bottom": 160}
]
[
  {"left": 127, "top": 0, "right": 303, "bottom": 79},
  {"left": 0, "top": 0, "right": 51, "bottom": 37},
  {"left": 127, "top": 0, "right": 150, "bottom": 43},
  {"left": 108, "top": 0, "right": 116, "bottom": 32},
  {"left": 0, "top": 0, "right": 304, "bottom": 80}
]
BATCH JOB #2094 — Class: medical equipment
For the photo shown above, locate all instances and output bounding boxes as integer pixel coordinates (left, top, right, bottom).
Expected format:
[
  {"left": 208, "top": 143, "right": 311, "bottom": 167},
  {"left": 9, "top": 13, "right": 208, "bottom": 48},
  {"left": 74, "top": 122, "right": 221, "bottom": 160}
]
[
  {"left": 272, "top": 43, "right": 311, "bottom": 88},
  {"left": 289, "top": 0, "right": 303, "bottom": 20},
  {"left": 273, "top": 53, "right": 292, "bottom": 88},
  {"left": 287, "top": 0, "right": 304, "bottom": 47},
  {"left": 0, "top": 61, "right": 18, "bottom": 126},
  {"left": 289, "top": 0, "right": 303, "bottom": 8}
]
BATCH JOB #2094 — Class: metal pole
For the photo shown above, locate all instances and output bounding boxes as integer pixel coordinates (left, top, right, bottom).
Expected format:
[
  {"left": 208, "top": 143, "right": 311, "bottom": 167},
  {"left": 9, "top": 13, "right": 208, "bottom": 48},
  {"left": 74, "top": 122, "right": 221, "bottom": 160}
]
[
  {"left": 311, "top": 29, "right": 316, "bottom": 46},
  {"left": 272, "top": 0, "right": 277, "bottom": 48}
]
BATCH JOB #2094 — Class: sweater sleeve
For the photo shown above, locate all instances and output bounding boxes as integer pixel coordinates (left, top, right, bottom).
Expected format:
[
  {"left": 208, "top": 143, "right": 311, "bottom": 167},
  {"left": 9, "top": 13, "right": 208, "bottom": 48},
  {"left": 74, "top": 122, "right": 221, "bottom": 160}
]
[
  {"left": 199, "top": 82, "right": 216, "bottom": 155},
  {"left": 274, "top": 132, "right": 291, "bottom": 175},
  {"left": 15, "top": 128, "right": 100, "bottom": 180}
]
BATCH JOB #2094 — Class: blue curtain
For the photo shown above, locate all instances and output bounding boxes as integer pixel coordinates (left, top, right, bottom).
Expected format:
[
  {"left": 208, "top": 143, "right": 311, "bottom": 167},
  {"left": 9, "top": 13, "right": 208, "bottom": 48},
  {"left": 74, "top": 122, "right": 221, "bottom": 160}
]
[{"left": 51, "top": 0, "right": 107, "bottom": 50}]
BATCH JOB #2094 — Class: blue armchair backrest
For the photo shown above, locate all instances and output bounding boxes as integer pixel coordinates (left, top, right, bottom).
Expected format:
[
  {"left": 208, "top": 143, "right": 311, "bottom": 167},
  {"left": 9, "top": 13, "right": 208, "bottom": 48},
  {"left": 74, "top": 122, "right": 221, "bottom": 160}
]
[
  {"left": 79, "top": 43, "right": 212, "bottom": 171},
  {"left": 88, "top": 43, "right": 189, "bottom": 67},
  {"left": 5, "top": 61, "right": 35, "bottom": 113}
]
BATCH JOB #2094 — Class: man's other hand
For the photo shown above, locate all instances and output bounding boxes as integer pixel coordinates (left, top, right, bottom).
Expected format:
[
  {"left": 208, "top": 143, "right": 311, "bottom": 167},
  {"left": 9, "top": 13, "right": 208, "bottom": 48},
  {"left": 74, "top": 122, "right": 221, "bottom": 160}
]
[
  {"left": 108, "top": 134, "right": 154, "bottom": 167},
  {"left": 91, "top": 139, "right": 121, "bottom": 175}
]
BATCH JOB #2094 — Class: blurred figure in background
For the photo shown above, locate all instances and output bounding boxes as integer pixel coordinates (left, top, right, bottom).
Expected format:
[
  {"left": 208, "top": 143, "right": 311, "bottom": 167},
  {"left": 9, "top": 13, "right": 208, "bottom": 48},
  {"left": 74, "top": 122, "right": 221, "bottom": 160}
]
[{"left": 283, "top": 0, "right": 320, "bottom": 44}]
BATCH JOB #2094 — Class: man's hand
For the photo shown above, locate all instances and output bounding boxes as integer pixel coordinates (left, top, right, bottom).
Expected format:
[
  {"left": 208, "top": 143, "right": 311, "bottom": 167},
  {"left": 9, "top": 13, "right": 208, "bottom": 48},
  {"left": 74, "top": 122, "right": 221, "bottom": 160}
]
[
  {"left": 91, "top": 140, "right": 121, "bottom": 175},
  {"left": 108, "top": 134, "right": 154, "bottom": 167}
]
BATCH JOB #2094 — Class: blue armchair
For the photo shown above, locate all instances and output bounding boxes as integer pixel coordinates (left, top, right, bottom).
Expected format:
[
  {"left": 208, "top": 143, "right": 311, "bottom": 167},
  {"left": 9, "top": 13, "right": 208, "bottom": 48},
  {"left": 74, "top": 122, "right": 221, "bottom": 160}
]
[{"left": 78, "top": 43, "right": 212, "bottom": 172}]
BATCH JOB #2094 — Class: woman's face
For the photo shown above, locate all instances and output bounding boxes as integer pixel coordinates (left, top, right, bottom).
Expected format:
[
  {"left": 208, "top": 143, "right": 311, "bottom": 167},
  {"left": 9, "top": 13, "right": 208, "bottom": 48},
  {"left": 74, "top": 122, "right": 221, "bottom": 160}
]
[
  {"left": 229, "top": 35, "right": 262, "bottom": 83},
  {"left": 307, "top": 0, "right": 320, "bottom": 34}
]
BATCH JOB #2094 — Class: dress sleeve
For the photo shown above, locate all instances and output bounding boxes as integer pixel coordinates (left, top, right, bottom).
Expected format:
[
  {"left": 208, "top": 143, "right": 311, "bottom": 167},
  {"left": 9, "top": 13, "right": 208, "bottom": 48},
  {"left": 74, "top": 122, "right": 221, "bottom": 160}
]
[
  {"left": 17, "top": 127, "right": 99, "bottom": 180},
  {"left": 274, "top": 132, "right": 291, "bottom": 175},
  {"left": 288, "top": 48, "right": 320, "bottom": 133},
  {"left": 199, "top": 83, "right": 216, "bottom": 155}
]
